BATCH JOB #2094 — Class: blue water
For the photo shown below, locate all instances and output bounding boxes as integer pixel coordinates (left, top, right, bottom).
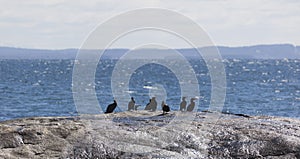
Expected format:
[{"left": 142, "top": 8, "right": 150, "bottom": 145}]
[{"left": 0, "top": 59, "right": 300, "bottom": 121}]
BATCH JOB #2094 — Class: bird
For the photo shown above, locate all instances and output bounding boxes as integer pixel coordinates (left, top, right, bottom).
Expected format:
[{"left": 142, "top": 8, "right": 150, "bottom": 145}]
[
  {"left": 144, "top": 99, "right": 152, "bottom": 110},
  {"left": 128, "top": 97, "right": 135, "bottom": 111},
  {"left": 149, "top": 97, "right": 157, "bottom": 111},
  {"left": 180, "top": 97, "right": 187, "bottom": 111},
  {"left": 161, "top": 101, "right": 170, "bottom": 114},
  {"left": 187, "top": 98, "right": 196, "bottom": 112},
  {"left": 105, "top": 100, "right": 117, "bottom": 114}
]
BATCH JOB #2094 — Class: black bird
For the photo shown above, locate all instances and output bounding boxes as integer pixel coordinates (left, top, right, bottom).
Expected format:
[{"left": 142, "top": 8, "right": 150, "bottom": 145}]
[
  {"left": 144, "top": 99, "right": 151, "bottom": 110},
  {"left": 161, "top": 101, "right": 170, "bottom": 114},
  {"left": 149, "top": 97, "right": 157, "bottom": 111},
  {"left": 187, "top": 98, "right": 196, "bottom": 112},
  {"left": 180, "top": 97, "right": 187, "bottom": 111},
  {"left": 128, "top": 97, "right": 135, "bottom": 111},
  {"left": 105, "top": 100, "right": 117, "bottom": 114}
]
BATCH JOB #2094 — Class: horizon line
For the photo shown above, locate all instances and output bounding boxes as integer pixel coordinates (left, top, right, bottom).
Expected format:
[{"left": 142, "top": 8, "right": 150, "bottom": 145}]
[{"left": 0, "top": 43, "right": 298, "bottom": 51}]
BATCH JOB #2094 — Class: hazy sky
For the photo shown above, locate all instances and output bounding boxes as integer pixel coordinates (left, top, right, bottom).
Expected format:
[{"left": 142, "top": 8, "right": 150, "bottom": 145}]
[{"left": 0, "top": 0, "right": 299, "bottom": 49}]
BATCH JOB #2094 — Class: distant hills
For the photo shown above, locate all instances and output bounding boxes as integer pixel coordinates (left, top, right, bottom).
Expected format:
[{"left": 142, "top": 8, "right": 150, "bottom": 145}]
[
  {"left": 216, "top": 44, "right": 300, "bottom": 59},
  {"left": 0, "top": 44, "right": 299, "bottom": 59}
]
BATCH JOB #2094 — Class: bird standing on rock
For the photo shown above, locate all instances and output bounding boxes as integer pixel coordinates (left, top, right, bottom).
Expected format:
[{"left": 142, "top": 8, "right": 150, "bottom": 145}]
[
  {"left": 128, "top": 97, "right": 135, "bottom": 111},
  {"left": 149, "top": 97, "right": 157, "bottom": 111},
  {"left": 180, "top": 97, "right": 187, "bottom": 111},
  {"left": 161, "top": 101, "right": 170, "bottom": 114},
  {"left": 144, "top": 99, "right": 151, "bottom": 110},
  {"left": 187, "top": 98, "right": 196, "bottom": 112},
  {"left": 105, "top": 100, "right": 117, "bottom": 114},
  {"left": 145, "top": 97, "right": 157, "bottom": 111}
]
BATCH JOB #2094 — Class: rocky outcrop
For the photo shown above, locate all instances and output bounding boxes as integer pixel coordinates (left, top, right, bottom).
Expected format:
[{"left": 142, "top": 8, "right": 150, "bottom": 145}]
[{"left": 0, "top": 111, "right": 300, "bottom": 158}]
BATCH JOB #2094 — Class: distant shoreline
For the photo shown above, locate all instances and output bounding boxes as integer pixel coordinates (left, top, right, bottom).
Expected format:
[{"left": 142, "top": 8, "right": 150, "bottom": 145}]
[{"left": 0, "top": 44, "right": 300, "bottom": 59}]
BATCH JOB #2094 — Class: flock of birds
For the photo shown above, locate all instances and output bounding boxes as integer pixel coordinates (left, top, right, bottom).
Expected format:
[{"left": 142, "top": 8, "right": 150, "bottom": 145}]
[{"left": 105, "top": 96, "right": 197, "bottom": 114}]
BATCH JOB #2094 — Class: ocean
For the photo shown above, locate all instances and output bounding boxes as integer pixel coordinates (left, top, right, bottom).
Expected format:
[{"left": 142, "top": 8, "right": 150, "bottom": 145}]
[{"left": 0, "top": 59, "right": 299, "bottom": 121}]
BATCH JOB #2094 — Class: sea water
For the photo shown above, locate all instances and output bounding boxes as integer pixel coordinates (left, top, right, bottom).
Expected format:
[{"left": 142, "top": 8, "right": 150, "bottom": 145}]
[{"left": 0, "top": 59, "right": 299, "bottom": 121}]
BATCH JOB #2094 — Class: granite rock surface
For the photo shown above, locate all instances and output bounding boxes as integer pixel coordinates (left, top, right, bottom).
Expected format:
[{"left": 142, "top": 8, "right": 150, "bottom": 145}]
[{"left": 0, "top": 111, "right": 300, "bottom": 158}]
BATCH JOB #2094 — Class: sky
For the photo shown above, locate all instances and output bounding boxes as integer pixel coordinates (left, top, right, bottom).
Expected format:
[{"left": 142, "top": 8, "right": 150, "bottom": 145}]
[{"left": 0, "top": 0, "right": 299, "bottom": 49}]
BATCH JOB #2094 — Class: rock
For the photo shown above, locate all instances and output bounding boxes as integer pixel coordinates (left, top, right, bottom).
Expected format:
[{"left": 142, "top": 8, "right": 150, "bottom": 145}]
[
  {"left": 0, "top": 111, "right": 300, "bottom": 158},
  {"left": 0, "top": 133, "right": 23, "bottom": 148}
]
